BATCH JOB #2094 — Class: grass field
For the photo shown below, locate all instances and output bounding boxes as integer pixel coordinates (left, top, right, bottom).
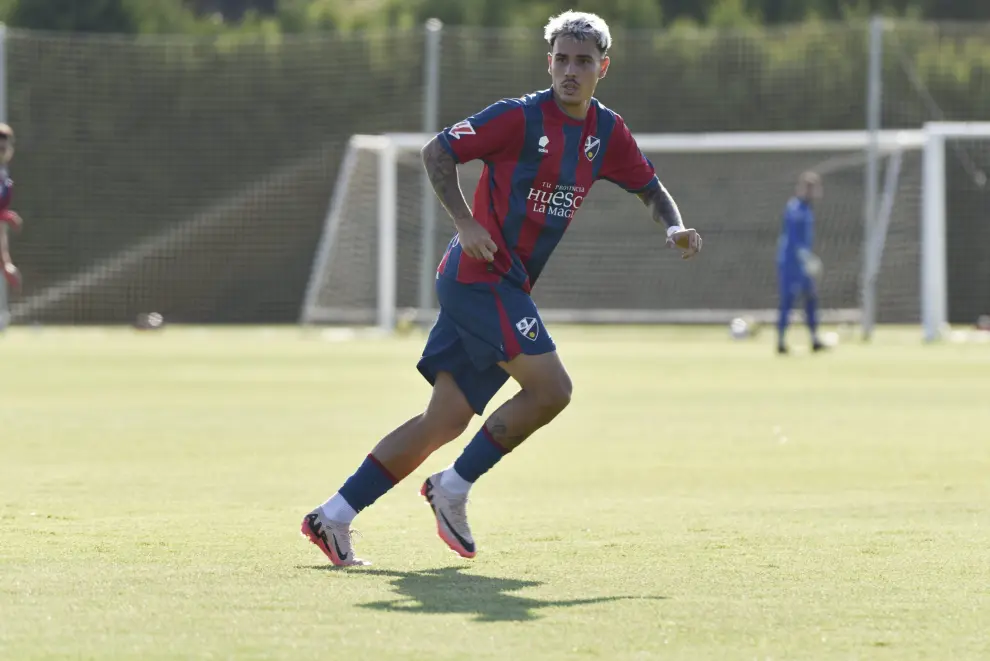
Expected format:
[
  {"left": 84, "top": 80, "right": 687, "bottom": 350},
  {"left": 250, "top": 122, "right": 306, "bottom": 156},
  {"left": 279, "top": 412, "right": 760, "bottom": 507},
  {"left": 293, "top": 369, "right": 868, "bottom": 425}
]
[{"left": 1, "top": 325, "right": 988, "bottom": 660}]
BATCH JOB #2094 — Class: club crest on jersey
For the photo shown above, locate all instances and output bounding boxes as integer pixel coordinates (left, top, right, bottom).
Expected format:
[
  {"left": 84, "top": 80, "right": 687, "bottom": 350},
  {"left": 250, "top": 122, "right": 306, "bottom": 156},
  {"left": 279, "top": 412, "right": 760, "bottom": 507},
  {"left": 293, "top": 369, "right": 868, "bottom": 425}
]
[
  {"left": 516, "top": 317, "right": 539, "bottom": 341},
  {"left": 447, "top": 121, "right": 475, "bottom": 140},
  {"left": 584, "top": 136, "right": 601, "bottom": 161}
]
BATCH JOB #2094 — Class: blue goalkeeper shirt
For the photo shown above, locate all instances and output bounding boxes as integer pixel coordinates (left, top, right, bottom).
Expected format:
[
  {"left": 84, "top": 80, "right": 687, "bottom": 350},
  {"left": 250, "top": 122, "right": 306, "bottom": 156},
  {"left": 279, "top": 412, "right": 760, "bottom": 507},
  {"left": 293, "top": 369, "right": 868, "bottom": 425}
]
[{"left": 777, "top": 197, "right": 813, "bottom": 272}]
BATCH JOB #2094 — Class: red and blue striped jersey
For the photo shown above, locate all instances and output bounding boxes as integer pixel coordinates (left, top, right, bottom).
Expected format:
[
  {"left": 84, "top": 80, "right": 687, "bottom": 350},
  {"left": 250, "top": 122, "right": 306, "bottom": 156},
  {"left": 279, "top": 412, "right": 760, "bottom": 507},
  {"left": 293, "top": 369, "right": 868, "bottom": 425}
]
[
  {"left": 0, "top": 167, "right": 15, "bottom": 228},
  {"left": 435, "top": 88, "right": 659, "bottom": 292},
  {"left": 0, "top": 168, "right": 12, "bottom": 212}
]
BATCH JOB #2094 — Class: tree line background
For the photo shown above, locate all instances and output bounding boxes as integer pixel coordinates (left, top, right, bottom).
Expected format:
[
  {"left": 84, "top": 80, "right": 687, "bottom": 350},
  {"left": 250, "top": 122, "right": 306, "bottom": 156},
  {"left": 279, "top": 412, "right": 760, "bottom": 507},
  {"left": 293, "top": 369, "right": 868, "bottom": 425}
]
[
  {"left": 2, "top": 0, "right": 990, "bottom": 34},
  {"left": 3, "top": 0, "right": 989, "bottom": 325}
]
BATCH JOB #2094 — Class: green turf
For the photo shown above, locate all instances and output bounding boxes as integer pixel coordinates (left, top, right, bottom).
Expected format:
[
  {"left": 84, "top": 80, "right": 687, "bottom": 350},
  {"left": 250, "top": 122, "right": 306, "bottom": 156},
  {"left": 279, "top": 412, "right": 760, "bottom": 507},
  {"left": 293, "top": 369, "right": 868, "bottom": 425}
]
[{"left": 1, "top": 325, "right": 988, "bottom": 660}]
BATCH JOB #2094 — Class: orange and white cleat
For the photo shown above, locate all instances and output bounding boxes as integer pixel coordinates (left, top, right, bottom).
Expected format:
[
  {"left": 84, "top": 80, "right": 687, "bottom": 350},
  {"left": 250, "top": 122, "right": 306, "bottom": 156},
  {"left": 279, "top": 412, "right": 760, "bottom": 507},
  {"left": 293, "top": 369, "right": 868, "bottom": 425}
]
[
  {"left": 300, "top": 509, "right": 370, "bottom": 567},
  {"left": 421, "top": 473, "right": 476, "bottom": 559}
]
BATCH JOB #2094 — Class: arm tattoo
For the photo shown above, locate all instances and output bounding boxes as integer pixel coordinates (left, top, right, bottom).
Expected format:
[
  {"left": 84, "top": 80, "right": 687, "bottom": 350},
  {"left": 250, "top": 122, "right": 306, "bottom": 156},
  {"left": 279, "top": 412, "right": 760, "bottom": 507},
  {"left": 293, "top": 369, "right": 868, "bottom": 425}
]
[
  {"left": 421, "top": 138, "right": 474, "bottom": 229},
  {"left": 638, "top": 182, "right": 684, "bottom": 231}
]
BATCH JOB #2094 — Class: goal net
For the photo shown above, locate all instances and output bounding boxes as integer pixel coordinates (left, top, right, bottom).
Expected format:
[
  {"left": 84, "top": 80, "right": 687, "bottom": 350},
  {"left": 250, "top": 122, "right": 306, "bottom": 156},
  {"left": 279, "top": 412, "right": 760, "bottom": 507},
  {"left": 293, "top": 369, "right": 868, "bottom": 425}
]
[{"left": 301, "top": 125, "right": 990, "bottom": 341}]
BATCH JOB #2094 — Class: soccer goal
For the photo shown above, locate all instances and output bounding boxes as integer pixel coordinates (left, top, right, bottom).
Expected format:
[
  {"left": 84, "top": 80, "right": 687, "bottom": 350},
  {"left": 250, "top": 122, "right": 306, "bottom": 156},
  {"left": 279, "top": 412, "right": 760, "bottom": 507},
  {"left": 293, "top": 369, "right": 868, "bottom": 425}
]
[{"left": 300, "top": 123, "right": 990, "bottom": 342}]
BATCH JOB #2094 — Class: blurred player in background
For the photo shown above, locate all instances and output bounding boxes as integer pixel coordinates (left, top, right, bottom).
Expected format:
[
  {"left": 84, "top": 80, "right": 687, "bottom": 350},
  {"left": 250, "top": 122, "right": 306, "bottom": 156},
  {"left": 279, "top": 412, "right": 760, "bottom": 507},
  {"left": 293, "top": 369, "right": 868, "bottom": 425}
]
[
  {"left": 776, "top": 171, "right": 824, "bottom": 354},
  {"left": 302, "top": 11, "right": 702, "bottom": 566},
  {"left": 0, "top": 124, "right": 22, "bottom": 331}
]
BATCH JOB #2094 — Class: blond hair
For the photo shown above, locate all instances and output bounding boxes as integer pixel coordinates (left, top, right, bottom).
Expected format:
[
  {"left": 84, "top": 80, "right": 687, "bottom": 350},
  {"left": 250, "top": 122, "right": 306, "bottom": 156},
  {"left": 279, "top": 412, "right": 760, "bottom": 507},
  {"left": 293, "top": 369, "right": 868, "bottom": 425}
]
[{"left": 544, "top": 11, "right": 611, "bottom": 55}]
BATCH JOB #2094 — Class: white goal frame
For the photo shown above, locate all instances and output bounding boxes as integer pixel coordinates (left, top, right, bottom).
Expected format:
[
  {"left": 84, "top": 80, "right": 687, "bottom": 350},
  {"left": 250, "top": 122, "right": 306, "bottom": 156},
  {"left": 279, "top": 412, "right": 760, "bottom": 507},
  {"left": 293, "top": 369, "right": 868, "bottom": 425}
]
[
  {"left": 919, "top": 122, "right": 990, "bottom": 342},
  {"left": 301, "top": 123, "right": 990, "bottom": 342}
]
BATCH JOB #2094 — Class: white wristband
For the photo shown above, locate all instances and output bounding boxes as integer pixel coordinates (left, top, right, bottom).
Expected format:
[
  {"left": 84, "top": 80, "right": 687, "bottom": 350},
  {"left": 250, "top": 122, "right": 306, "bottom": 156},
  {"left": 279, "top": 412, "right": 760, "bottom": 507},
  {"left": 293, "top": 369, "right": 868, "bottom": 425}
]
[{"left": 666, "top": 225, "right": 683, "bottom": 239}]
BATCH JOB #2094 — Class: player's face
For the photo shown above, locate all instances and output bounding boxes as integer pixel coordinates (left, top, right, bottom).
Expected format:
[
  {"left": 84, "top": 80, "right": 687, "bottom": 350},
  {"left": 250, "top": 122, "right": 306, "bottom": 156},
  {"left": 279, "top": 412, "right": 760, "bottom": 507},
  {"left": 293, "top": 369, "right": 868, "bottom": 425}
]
[
  {"left": 798, "top": 179, "right": 823, "bottom": 202},
  {"left": 548, "top": 35, "right": 609, "bottom": 109},
  {"left": 0, "top": 127, "right": 13, "bottom": 164}
]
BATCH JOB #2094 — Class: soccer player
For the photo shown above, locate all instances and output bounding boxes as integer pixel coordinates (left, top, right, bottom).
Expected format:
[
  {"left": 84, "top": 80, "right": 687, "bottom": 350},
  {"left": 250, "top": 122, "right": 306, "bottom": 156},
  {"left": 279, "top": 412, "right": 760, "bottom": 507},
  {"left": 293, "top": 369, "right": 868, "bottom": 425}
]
[
  {"left": 302, "top": 11, "right": 702, "bottom": 566},
  {"left": 776, "top": 171, "right": 824, "bottom": 354},
  {"left": 0, "top": 124, "right": 22, "bottom": 331}
]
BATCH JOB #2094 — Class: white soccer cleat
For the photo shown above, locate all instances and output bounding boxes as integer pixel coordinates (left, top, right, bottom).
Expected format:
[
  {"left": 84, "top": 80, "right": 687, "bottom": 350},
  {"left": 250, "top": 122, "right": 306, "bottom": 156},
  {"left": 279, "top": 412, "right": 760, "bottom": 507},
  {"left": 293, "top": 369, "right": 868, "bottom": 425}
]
[
  {"left": 421, "top": 472, "right": 476, "bottom": 558},
  {"left": 300, "top": 509, "right": 370, "bottom": 567}
]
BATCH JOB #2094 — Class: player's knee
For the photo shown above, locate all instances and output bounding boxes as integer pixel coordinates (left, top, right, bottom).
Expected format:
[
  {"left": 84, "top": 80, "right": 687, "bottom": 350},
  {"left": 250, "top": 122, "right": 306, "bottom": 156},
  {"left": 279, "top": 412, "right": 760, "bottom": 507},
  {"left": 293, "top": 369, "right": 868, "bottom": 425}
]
[
  {"left": 421, "top": 372, "right": 476, "bottom": 442},
  {"left": 445, "top": 412, "right": 474, "bottom": 441},
  {"left": 421, "top": 391, "right": 474, "bottom": 441},
  {"left": 422, "top": 409, "right": 472, "bottom": 444},
  {"left": 534, "top": 371, "right": 572, "bottom": 417}
]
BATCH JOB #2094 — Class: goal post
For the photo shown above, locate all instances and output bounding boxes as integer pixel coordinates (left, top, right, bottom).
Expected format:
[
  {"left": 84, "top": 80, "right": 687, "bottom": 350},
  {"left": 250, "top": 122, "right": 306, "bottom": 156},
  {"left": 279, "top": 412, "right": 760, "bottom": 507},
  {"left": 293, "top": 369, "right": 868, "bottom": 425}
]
[
  {"left": 300, "top": 134, "right": 406, "bottom": 330},
  {"left": 301, "top": 125, "right": 990, "bottom": 341},
  {"left": 920, "top": 121, "right": 990, "bottom": 342}
]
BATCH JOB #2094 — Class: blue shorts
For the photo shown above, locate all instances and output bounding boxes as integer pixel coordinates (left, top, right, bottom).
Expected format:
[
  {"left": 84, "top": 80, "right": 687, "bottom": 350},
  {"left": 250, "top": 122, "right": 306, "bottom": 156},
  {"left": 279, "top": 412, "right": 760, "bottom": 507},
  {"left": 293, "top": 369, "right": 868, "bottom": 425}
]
[{"left": 416, "top": 276, "right": 556, "bottom": 415}]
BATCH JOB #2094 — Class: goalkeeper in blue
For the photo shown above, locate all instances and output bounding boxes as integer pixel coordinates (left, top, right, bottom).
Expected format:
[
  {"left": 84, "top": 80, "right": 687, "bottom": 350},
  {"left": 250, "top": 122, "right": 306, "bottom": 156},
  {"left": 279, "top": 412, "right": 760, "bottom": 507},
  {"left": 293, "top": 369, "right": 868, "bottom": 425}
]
[{"left": 776, "top": 172, "right": 825, "bottom": 354}]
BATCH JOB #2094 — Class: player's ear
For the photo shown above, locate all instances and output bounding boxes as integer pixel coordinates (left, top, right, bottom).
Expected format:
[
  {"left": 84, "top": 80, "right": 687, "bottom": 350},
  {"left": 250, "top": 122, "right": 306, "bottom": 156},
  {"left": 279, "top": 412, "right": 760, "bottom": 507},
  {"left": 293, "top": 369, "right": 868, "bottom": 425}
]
[
  {"left": 547, "top": 52, "right": 552, "bottom": 75},
  {"left": 599, "top": 55, "right": 610, "bottom": 79}
]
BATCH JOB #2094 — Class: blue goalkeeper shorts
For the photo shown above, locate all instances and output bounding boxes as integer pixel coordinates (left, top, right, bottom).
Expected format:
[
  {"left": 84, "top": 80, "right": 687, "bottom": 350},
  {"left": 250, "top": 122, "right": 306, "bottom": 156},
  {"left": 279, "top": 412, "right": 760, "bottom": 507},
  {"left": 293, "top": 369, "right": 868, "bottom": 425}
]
[{"left": 416, "top": 276, "right": 556, "bottom": 415}]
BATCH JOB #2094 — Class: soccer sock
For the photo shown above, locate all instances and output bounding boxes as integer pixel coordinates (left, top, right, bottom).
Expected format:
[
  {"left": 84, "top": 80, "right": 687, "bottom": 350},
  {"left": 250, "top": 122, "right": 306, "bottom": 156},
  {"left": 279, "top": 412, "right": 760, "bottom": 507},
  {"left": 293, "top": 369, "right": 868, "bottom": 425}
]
[
  {"left": 449, "top": 425, "right": 510, "bottom": 487},
  {"left": 805, "top": 294, "right": 820, "bottom": 340},
  {"left": 320, "top": 493, "right": 358, "bottom": 524},
  {"left": 332, "top": 454, "right": 398, "bottom": 520},
  {"left": 439, "top": 463, "right": 474, "bottom": 495}
]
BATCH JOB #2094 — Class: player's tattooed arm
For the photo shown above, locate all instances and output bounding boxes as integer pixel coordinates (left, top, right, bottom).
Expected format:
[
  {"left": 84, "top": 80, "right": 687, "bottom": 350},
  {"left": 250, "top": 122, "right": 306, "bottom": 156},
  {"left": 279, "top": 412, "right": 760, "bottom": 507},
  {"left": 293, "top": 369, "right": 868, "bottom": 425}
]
[
  {"left": 422, "top": 137, "right": 499, "bottom": 262},
  {"left": 421, "top": 137, "right": 475, "bottom": 229},
  {"left": 638, "top": 181, "right": 684, "bottom": 231},
  {"left": 0, "top": 226, "right": 18, "bottom": 287},
  {"left": 641, "top": 181, "right": 702, "bottom": 258}
]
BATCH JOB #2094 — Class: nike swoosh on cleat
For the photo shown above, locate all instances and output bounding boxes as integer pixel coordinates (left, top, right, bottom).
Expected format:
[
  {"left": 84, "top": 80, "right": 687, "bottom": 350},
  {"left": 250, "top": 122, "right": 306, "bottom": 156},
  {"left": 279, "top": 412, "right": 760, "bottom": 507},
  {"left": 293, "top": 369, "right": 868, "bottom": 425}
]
[
  {"left": 332, "top": 532, "right": 349, "bottom": 561},
  {"left": 438, "top": 509, "right": 475, "bottom": 553}
]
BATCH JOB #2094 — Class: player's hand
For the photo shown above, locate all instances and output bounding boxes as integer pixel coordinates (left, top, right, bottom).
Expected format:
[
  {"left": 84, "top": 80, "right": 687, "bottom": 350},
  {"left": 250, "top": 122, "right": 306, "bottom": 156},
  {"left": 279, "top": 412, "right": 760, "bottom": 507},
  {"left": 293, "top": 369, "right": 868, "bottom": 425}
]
[
  {"left": 457, "top": 219, "right": 498, "bottom": 262},
  {"left": 666, "top": 227, "right": 702, "bottom": 259},
  {"left": 3, "top": 261, "right": 20, "bottom": 288},
  {"left": 798, "top": 248, "right": 822, "bottom": 280}
]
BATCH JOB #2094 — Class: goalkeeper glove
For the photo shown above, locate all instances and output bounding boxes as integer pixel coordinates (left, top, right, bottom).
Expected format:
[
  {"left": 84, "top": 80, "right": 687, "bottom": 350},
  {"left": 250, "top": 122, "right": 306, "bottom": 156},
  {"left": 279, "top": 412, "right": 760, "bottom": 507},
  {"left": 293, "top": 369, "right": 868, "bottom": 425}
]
[{"left": 798, "top": 248, "right": 823, "bottom": 280}]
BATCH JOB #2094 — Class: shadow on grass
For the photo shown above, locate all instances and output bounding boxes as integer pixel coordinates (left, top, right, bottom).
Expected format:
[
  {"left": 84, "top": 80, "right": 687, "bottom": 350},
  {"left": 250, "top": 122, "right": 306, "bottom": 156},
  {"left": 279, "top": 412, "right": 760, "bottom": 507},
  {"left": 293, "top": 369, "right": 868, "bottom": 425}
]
[{"left": 303, "top": 565, "right": 666, "bottom": 622}]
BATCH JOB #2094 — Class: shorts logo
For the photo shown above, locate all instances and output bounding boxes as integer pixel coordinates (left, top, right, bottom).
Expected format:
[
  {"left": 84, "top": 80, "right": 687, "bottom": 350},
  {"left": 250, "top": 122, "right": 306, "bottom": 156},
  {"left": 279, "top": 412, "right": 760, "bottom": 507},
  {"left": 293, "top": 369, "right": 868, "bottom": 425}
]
[
  {"left": 516, "top": 317, "right": 539, "bottom": 341},
  {"left": 447, "top": 121, "right": 475, "bottom": 140},
  {"left": 584, "top": 135, "right": 600, "bottom": 161}
]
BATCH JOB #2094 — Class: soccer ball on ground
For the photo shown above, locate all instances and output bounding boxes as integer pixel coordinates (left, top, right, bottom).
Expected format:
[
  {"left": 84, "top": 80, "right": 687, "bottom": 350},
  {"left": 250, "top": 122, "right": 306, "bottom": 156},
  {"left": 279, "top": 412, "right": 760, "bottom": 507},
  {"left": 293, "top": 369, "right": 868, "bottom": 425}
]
[{"left": 729, "top": 316, "right": 760, "bottom": 340}]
